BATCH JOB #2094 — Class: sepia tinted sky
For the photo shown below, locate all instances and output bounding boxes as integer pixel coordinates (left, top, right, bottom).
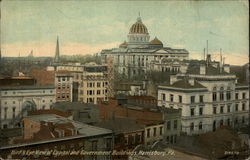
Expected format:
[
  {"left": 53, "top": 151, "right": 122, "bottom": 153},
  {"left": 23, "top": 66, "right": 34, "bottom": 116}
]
[{"left": 1, "top": 0, "right": 249, "bottom": 65}]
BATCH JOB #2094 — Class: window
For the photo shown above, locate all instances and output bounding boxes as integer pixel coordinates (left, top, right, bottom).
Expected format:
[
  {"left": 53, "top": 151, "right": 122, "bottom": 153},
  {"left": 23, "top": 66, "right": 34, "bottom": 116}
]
[
  {"left": 242, "top": 116, "right": 245, "bottom": 124},
  {"left": 12, "top": 107, "right": 16, "bottom": 119},
  {"left": 235, "top": 104, "right": 238, "bottom": 111},
  {"left": 191, "top": 96, "right": 195, "bottom": 103},
  {"left": 199, "top": 95, "right": 204, "bottom": 103},
  {"left": 97, "top": 82, "right": 101, "bottom": 87},
  {"left": 170, "top": 94, "right": 174, "bottom": 102},
  {"left": 220, "top": 119, "right": 223, "bottom": 126},
  {"left": 220, "top": 106, "right": 224, "bottom": 113},
  {"left": 159, "top": 127, "right": 163, "bottom": 135},
  {"left": 212, "top": 92, "right": 217, "bottom": 101},
  {"left": 235, "top": 93, "right": 239, "bottom": 100},
  {"left": 147, "top": 129, "right": 150, "bottom": 137},
  {"left": 167, "top": 121, "right": 171, "bottom": 130},
  {"left": 220, "top": 87, "right": 224, "bottom": 101},
  {"left": 213, "top": 106, "right": 217, "bottom": 114},
  {"left": 4, "top": 108, "right": 7, "bottom": 120},
  {"left": 213, "top": 121, "right": 216, "bottom": 131},
  {"left": 190, "top": 123, "right": 194, "bottom": 131},
  {"left": 179, "top": 95, "right": 182, "bottom": 103},
  {"left": 199, "top": 122, "right": 202, "bottom": 130},
  {"left": 242, "top": 92, "right": 246, "bottom": 99},
  {"left": 226, "top": 91, "right": 231, "bottom": 100},
  {"left": 235, "top": 117, "right": 238, "bottom": 124},
  {"left": 227, "top": 105, "right": 231, "bottom": 112},
  {"left": 162, "top": 94, "right": 166, "bottom": 101},
  {"left": 242, "top": 103, "right": 245, "bottom": 111},
  {"left": 190, "top": 108, "right": 195, "bottom": 116},
  {"left": 174, "top": 120, "right": 177, "bottom": 130},
  {"left": 13, "top": 101, "right": 15, "bottom": 104},
  {"left": 97, "top": 90, "right": 101, "bottom": 95},
  {"left": 212, "top": 87, "right": 217, "bottom": 101},
  {"left": 153, "top": 128, "right": 156, "bottom": 137},
  {"left": 199, "top": 107, "right": 203, "bottom": 115},
  {"left": 227, "top": 118, "right": 230, "bottom": 126}
]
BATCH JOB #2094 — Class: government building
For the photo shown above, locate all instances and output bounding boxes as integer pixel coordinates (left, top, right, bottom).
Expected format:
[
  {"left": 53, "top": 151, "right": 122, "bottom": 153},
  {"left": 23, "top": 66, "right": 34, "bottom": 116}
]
[
  {"left": 101, "top": 16, "right": 189, "bottom": 77},
  {"left": 157, "top": 55, "right": 249, "bottom": 135}
]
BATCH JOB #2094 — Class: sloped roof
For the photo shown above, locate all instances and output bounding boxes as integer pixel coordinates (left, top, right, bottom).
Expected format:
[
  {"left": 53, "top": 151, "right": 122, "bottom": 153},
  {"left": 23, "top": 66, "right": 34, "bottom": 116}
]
[
  {"left": 28, "top": 109, "right": 72, "bottom": 118},
  {"left": 95, "top": 117, "right": 144, "bottom": 134},
  {"left": 171, "top": 79, "right": 206, "bottom": 89},
  {"left": 187, "top": 64, "right": 230, "bottom": 75}
]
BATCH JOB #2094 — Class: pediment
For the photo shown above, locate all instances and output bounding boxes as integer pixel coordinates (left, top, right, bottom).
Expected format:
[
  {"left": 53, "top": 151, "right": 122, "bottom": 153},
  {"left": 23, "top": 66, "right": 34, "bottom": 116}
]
[{"left": 155, "top": 49, "right": 168, "bottom": 54}]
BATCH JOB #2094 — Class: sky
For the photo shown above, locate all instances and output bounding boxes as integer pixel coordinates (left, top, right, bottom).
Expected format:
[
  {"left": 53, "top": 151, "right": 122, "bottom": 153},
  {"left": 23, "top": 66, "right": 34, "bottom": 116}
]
[{"left": 1, "top": 0, "right": 249, "bottom": 65}]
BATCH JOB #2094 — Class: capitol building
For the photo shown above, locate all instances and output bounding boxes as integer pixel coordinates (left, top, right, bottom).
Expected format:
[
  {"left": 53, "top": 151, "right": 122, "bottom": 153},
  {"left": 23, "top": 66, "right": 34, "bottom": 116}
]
[{"left": 101, "top": 16, "right": 189, "bottom": 77}]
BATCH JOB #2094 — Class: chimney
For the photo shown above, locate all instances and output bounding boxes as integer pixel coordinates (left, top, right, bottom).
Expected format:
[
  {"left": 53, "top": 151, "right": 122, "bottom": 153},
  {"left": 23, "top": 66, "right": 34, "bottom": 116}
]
[
  {"left": 200, "top": 65, "right": 206, "bottom": 75},
  {"left": 180, "top": 64, "right": 188, "bottom": 73},
  {"left": 170, "top": 75, "right": 178, "bottom": 85},
  {"left": 223, "top": 64, "right": 230, "bottom": 73},
  {"left": 188, "top": 78, "right": 195, "bottom": 86}
]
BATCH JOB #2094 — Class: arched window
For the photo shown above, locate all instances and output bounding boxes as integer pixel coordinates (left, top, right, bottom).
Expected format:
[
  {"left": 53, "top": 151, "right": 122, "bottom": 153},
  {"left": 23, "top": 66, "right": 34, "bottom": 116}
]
[
  {"left": 213, "top": 121, "right": 216, "bottom": 131},
  {"left": 226, "top": 87, "right": 231, "bottom": 100},
  {"left": 190, "top": 122, "right": 194, "bottom": 131},
  {"left": 220, "top": 119, "right": 224, "bottom": 126},
  {"left": 212, "top": 86, "right": 217, "bottom": 101},
  {"left": 220, "top": 87, "right": 224, "bottom": 101},
  {"left": 199, "top": 122, "right": 202, "bottom": 130}
]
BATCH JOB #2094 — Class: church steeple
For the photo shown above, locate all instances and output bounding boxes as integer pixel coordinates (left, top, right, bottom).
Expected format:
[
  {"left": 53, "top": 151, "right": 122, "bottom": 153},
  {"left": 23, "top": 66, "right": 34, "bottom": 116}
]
[{"left": 54, "top": 36, "right": 60, "bottom": 63}]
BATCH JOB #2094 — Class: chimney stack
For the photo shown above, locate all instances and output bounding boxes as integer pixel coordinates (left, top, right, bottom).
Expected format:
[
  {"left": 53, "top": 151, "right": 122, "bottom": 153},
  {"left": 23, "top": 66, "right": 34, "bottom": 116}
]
[
  {"left": 180, "top": 64, "right": 188, "bottom": 73},
  {"left": 200, "top": 65, "right": 206, "bottom": 75},
  {"left": 170, "top": 75, "right": 178, "bottom": 85},
  {"left": 188, "top": 78, "right": 195, "bottom": 86},
  {"left": 223, "top": 64, "right": 230, "bottom": 73}
]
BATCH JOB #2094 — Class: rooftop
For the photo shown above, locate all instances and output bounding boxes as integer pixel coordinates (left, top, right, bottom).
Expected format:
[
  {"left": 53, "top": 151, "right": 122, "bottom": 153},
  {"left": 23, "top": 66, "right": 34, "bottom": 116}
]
[
  {"left": 95, "top": 117, "right": 144, "bottom": 134},
  {"left": 0, "top": 85, "right": 55, "bottom": 90},
  {"left": 28, "top": 109, "right": 72, "bottom": 118},
  {"left": 25, "top": 114, "right": 112, "bottom": 137}
]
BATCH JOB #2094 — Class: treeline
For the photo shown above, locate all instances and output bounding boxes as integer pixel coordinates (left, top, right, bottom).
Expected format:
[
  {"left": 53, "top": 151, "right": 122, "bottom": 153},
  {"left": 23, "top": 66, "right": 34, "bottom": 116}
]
[{"left": 59, "top": 54, "right": 101, "bottom": 64}]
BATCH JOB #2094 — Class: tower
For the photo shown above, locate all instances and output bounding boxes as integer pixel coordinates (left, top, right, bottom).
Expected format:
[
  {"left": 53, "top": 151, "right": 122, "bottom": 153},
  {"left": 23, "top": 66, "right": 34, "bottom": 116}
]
[
  {"left": 127, "top": 15, "right": 150, "bottom": 48},
  {"left": 54, "top": 36, "right": 60, "bottom": 63}
]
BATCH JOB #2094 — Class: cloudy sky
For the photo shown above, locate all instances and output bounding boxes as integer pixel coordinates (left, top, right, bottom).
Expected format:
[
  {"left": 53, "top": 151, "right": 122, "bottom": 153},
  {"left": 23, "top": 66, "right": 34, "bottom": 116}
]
[{"left": 1, "top": 0, "right": 249, "bottom": 65}]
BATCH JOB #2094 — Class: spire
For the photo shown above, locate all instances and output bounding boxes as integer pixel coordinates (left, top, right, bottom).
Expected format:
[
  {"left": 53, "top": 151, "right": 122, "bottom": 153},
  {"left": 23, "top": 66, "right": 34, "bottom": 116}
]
[
  {"left": 137, "top": 12, "right": 142, "bottom": 22},
  {"left": 54, "top": 36, "right": 60, "bottom": 63}
]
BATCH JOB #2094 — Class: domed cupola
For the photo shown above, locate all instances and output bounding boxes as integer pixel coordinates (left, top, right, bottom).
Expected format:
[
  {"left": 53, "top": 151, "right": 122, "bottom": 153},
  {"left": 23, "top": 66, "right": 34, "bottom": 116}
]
[
  {"left": 129, "top": 17, "right": 149, "bottom": 34},
  {"left": 119, "top": 41, "right": 128, "bottom": 48},
  {"left": 127, "top": 15, "right": 150, "bottom": 48},
  {"left": 149, "top": 37, "right": 163, "bottom": 48}
]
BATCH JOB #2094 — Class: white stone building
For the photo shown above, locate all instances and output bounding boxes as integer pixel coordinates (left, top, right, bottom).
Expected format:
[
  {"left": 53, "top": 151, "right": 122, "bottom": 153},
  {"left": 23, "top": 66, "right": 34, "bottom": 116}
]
[
  {"left": 101, "top": 16, "right": 189, "bottom": 77},
  {"left": 0, "top": 86, "right": 56, "bottom": 129},
  {"left": 157, "top": 59, "right": 249, "bottom": 135}
]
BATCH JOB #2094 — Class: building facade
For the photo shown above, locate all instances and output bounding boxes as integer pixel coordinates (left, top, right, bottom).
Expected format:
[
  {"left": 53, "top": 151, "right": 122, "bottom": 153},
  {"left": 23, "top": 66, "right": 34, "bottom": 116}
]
[
  {"left": 55, "top": 71, "right": 74, "bottom": 102},
  {"left": 47, "top": 62, "right": 109, "bottom": 104},
  {"left": 158, "top": 58, "right": 249, "bottom": 135},
  {"left": 0, "top": 114, "right": 113, "bottom": 160},
  {"left": 0, "top": 86, "right": 56, "bottom": 129},
  {"left": 101, "top": 16, "right": 189, "bottom": 78}
]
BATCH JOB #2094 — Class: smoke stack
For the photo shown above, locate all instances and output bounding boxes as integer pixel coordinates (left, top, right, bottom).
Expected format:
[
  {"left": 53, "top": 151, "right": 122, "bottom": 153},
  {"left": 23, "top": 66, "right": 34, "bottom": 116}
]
[
  {"left": 170, "top": 75, "right": 178, "bottom": 85},
  {"left": 188, "top": 78, "right": 195, "bottom": 86},
  {"left": 200, "top": 65, "right": 206, "bottom": 75}
]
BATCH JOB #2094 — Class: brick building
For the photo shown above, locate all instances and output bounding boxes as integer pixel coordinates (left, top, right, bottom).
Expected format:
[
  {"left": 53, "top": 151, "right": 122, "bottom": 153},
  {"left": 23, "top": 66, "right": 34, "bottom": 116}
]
[{"left": 0, "top": 114, "right": 113, "bottom": 160}]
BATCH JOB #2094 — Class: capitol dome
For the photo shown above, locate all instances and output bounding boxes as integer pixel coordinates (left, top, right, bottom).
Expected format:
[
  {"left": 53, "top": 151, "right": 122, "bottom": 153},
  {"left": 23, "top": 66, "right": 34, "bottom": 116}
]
[
  {"left": 129, "top": 17, "right": 149, "bottom": 34},
  {"left": 127, "top": 16, "right": 150, "bottom": 48}
]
